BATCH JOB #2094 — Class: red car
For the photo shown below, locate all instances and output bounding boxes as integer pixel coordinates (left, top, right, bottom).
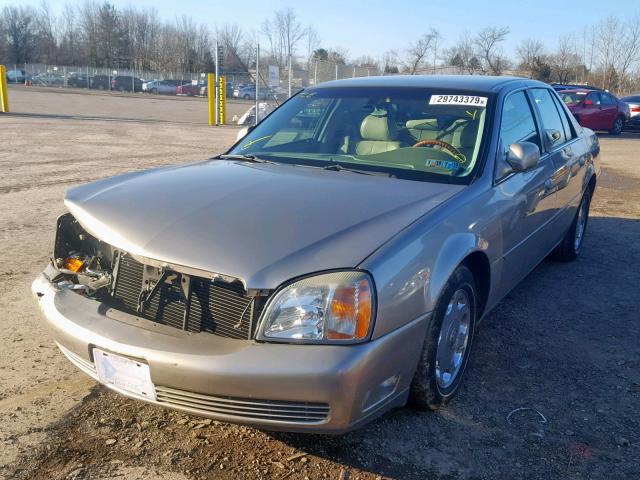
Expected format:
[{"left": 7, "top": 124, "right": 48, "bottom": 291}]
[
  {"left": 176, "top": 83, "right": 206, "bottom": 96},
  {"left": 558, "top": 89, "right": 630, "bottom": 134}
]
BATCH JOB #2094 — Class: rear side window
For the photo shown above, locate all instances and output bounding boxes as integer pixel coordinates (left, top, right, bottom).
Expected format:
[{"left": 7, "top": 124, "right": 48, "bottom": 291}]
[
  {"left": 586, "top": 92, "right": 601, "bottom": 105},
  {"left": 551, "top": 94, "right": 575, "bottom": 141},
  {"left": 601, "top": 92, "right": 617, "bottom": 105},
  {"left": 529, "top": 89, "right": 568, "bottom": 147}
]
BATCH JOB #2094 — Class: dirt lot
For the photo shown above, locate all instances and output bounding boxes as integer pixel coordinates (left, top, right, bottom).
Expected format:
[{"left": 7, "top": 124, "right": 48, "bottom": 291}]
[
  {"left": 5, "top": 84, "right": 253, "bottom": 124},
  {"left": 0, "top": 89, "right": 638, "bottom": 480}
]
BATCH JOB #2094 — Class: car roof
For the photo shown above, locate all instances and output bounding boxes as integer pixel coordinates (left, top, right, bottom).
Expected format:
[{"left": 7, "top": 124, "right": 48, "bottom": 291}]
[
  {"left": 558, "top": 89, "right": 597, "bottom": 94},
  {"left": 313, "top": 75, "right": 547, "bottom": 94}
]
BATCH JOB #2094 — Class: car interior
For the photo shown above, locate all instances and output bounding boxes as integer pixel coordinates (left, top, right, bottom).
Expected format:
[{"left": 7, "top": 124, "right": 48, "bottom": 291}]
[{"left": 255, "top": 96, "right": 487, "bottom": 176}]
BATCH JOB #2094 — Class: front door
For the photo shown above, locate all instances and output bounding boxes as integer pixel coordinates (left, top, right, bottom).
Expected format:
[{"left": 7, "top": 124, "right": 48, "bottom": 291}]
[{"left": 494, "top": 90, "right": 559, "bottom": 296}]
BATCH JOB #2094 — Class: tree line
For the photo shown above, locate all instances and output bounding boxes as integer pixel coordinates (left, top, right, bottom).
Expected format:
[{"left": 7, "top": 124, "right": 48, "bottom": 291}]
[{"left": 1, "top": 2, "right": 639, "bottom": 94}]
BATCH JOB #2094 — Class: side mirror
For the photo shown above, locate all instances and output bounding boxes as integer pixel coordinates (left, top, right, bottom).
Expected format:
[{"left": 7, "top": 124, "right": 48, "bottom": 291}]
[
  {"left": 507, "top": 141, "right": 540, "bottom": 172},
  {"left": 584, "top": 99, "right": 593, "bottom": 106}
]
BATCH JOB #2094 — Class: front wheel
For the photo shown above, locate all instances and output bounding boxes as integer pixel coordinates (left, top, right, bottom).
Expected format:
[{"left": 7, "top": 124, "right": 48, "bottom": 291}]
[
  {"left": 410, "top": 265, "right": 477, "bottom": 410},
  {"left": 550, "top": 189, "right": 591, "bottom": 262},
  {"left": 609, "top": 116, "right": 625, "bottom": 135}
]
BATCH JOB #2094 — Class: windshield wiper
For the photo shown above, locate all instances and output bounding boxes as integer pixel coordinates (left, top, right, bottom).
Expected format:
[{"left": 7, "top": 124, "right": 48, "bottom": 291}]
[
  {"left": 218, "top": 154, "right": 271, "bottom": 163},
  {"left": 322, "top": 161, "right": 394, "bottom": 177}
]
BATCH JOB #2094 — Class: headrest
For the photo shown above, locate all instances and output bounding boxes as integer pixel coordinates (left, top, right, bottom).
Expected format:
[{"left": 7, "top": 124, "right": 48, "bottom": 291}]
[{"left": 360, "top": 111, "right": 398, "bottom": 141}]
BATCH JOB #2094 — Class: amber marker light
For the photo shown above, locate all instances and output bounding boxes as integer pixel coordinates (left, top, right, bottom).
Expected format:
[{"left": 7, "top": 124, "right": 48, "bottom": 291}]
[{"left": 64, "top": 257, "right": 85, "bottom": 272}]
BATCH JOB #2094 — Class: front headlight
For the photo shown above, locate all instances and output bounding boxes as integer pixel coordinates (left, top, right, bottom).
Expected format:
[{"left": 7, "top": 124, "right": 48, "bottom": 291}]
[{"left": 259, "top": 271, "right": 374, "bottom": 343}]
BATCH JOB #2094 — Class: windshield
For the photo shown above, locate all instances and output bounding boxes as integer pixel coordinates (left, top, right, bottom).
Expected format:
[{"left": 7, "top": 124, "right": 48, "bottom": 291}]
[
  {"left": 559, "top": 91, "right": 588, "bottom": 106},
  {"left": 230, "top": 87, "right": 492, "bottom": 183}
]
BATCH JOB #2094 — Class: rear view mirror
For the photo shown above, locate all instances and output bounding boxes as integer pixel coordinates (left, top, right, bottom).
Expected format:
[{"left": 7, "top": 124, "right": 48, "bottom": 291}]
[{"left": 507, "top": 141, "right": 540, "bottom": 172}]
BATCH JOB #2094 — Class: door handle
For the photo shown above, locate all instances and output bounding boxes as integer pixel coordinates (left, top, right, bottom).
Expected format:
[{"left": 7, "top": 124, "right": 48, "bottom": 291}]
[{"left": 561, "top": 147, "right": 574, "bottom": 160}]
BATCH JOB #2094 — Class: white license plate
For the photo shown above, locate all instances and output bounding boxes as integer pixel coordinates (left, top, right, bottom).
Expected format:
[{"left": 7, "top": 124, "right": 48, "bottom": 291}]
[{"left": 93, "top": 348, "right": 156, "bottom": 401}]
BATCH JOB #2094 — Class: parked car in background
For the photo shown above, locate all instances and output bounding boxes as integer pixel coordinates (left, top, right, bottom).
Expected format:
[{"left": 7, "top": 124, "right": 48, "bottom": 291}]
[
  {"left": 142, "top": 80, "right": 183, "bottom": 95},
  {"left": 621, "top": 94, "right": 640, "bottom": 129},
  {"left": 233, "top": 84, "right": 274, "bottom": 100},
  {"left": 67, "top": 73, "right": 91, "bottom": 88},
  {"left": 33, "top": 76, "right": 600, "bottom": 433},
  {"left": 559, "top": 89, "right": 630, "bottom": 134},
  {"left": 90, "top": 75, "right": 111, "bottom": 90},
  {"left": 112, "top": 76, "right": 144, "bottom": 92},
  {"left": 177, "top": 82, "right": 207, "bottom": 96},
  {"left": 5, "top": 68, "right": 31, "bottom": 84},
  {"left": 32, "top": 72, "right": 64, "bottom": 87},
  {"left": 551, "top": 83, "right": 603, "bottom": 92}
]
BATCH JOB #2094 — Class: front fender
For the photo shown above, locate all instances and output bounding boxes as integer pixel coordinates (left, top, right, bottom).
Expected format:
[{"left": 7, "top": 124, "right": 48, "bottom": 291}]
[{"left": 364, "top": 226, "right": 488, "bottom": 339}]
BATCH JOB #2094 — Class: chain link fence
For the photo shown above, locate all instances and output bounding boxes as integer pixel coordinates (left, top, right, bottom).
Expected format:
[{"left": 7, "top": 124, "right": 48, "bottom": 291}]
[{"left": 5, "top": 59, "right": 500, "bottom": 125}]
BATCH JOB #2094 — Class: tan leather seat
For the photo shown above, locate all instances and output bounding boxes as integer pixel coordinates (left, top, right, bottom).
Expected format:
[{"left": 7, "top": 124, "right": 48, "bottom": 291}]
[
  {"left": 406, "top": 119, "right": 441, "bottom": 143},
  {"left": 355, "top": 111, "right": 401, "bottom": 155},
  {"left": 451, "top": 121, "right": 479, "bottom": 164}
]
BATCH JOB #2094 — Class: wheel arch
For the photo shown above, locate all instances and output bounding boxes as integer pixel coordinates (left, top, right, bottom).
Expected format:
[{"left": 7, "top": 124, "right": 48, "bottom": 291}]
[
  {"left": 426, "top": 233, "right": 492, "bottom": 319},
  {"left": 461, "top": 251, "right": 491, "bottom": 319}
]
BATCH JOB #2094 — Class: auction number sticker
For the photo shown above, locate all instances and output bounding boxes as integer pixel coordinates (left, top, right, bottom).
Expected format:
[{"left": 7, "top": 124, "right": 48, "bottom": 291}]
[{"left": 429, "top": 95, "right": 488, "bottom": 107}]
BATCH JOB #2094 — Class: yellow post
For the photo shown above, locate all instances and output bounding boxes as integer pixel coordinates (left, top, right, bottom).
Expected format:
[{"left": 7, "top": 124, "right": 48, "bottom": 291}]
[
  {"left": 218, "top": 75, "right": 226, "bottom": 125},
  {"left": 0, "top": 65, "right": 9, "bottom": 113},
  {"left": 207, "top": 73, "right": 215, "bottom": 126}
]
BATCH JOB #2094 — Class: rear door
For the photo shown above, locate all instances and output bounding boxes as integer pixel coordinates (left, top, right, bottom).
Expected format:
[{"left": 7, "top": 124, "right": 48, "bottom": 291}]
[
  {"left": 530, "top": 88, "right": 588, "bottom": 233},
  {"left": 599, "top": 92, "right": 620, "bottom": 129},
  {"left": 579, "top": 92, "right": 602, "bottom": 129}
]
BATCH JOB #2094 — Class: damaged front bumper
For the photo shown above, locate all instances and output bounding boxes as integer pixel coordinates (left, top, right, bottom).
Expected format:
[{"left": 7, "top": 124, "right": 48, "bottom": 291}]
[{"left": 32, "top": 270, "right": 428, "bottom": 433}]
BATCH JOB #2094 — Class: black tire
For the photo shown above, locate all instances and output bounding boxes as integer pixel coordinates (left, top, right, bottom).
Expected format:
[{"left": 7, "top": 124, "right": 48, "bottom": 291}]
[
  {"left": 410, "top": 265, "right": 477, "bottom": 410},
  {"left": 550, "top": 189, "right": 591, "bottom": 262},
  {"left": 243, "top": 94, "right": 251, "bottom": 100},
  {"left": 609, "top": 115, "right": 625, "bottom": 135},
  {"left": 151, "top": 88, "right": 158, "bottom": 95}
]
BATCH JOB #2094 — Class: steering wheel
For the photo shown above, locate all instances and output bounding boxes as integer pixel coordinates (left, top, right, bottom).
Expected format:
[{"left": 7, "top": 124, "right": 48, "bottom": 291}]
[{"left": 412, "top": 139, "right": 467, "bottom": 165}]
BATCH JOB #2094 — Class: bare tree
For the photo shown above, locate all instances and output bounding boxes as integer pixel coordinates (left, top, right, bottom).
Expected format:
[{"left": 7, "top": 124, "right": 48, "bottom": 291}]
[
  {"left": 261, "top": 8, "right": 305, "bottom": 68},
  {"left": 305, "top": 24, "right": 320, "bottom": 62},
  {"left": 445, "top": 33, "right": 481, "bottom": 74},
  {"left": 474, "top": 26, "right": 510, "bottom": 75},
  {"left": 516, "top": 39, "right": 544, "bottom": 71},
  {"left": 381, "top": 49, "right": 399, "bottom": 74},
  {"left": 550, "top": 34, "right": 581, "bottom": 84},
  {"left": 404, "top": 29, "right": 437, "bottom": 74},
  {"left": 217, "top": 23, "right": 255, "bottom": 72},
  {"left": 0, "top": 5, "right": 38, "bottom": 64}
]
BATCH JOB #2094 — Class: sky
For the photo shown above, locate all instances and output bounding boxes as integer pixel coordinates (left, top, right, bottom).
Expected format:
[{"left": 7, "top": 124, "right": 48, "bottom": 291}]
[{"left": 8, "top": 0, "right": 640, "bottom": 59}]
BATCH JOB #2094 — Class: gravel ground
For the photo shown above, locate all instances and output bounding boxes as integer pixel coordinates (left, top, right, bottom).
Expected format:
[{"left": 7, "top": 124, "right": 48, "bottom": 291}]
[{"left": 0, "top": 90, "right": 638, "bottom": 480}]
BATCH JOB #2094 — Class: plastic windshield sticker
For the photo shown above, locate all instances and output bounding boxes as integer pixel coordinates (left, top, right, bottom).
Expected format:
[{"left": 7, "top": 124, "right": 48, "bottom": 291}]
[
  {"left": 425, "top": 159, "right": 460, "bottom": 170},
  {"left": 429, "top": 95, "right": 488, "bottom": 107}
]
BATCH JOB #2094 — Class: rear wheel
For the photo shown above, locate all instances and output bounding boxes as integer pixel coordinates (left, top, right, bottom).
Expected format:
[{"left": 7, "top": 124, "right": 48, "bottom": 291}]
[
  {"left": 550, "top": 189, "right": 591, "bottom": 262},
  {"left": 410, "top": 265, "right": 477, "bottom": 410},
  {"left": 609, "top": 115, "right": 625, "bottom": 135}
]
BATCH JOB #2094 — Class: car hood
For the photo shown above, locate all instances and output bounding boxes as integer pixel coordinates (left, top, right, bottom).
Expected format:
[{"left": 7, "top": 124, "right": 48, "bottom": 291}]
[{"left": 65, "top": 160, "right": 463, "bottom": 288}]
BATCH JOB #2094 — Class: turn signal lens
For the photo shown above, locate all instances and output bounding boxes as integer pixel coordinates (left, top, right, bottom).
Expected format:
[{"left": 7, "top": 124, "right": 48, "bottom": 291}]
[
  {"left": 326, "top": 279, "right": 372, "bottom": 340},
  {"left": 64, "top": 257, "right": 85, "bottom": 272}
]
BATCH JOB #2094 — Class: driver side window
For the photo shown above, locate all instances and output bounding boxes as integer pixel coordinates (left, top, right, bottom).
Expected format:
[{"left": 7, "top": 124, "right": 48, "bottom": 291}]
[{"left": 496, "top": 91, "right": 541, "bottom": 182}]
